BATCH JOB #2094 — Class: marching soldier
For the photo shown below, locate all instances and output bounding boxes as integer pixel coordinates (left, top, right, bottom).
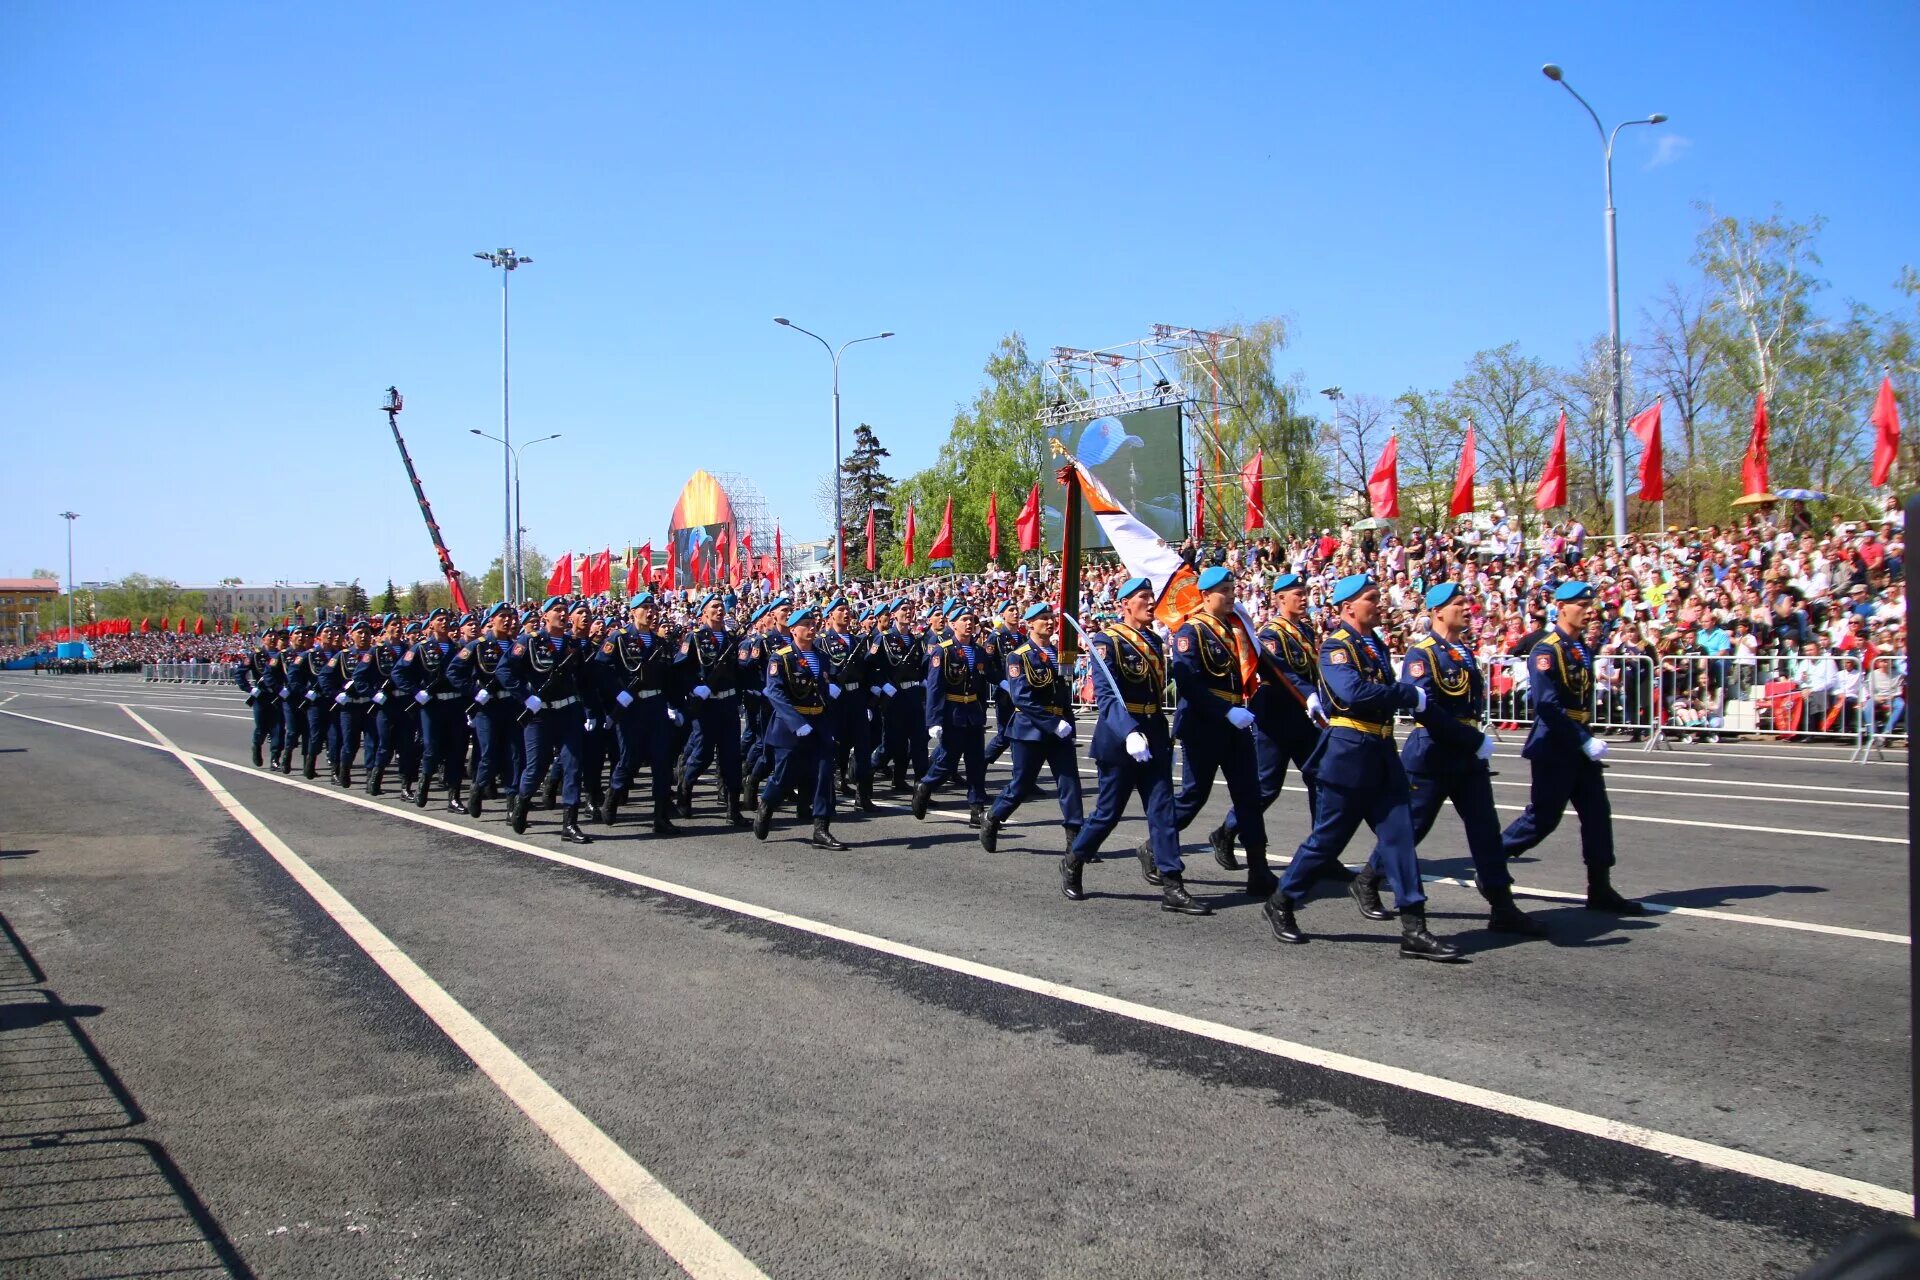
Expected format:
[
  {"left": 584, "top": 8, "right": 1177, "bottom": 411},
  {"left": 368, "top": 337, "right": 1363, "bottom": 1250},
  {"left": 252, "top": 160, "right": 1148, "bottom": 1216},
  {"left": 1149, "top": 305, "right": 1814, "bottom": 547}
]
[
  {"left": 501, "top": 595, "right": 593, "bottom": 844},
  {"left": 596, "top": 592, "right": 686, "bottom": 832},
  {"left": 333, "top": 618, "right": 380, "bottom": 788},
  {"left": 1499, "top": 581, "right": 1645, "bottom": 914},
  {"left": 912, "top": 603, "right": 992, "bottom": 828},
  {"left": 819, "top": 597, "right": 876, "bottom": 811},
  {"left": 1357, "top": 583, "right": 1544, "bottom": 935},
  {"left": 394, "top": 608, "right": 474, "bottom": 813},
  {"left": 1059, "top": 577, "right": 1209, "bottom": 914},
  {"left": 675, "top": 593, "right": 747, "bottom": 823},
  {"left": 304, "top": 621, "right": 345, "bottom": 780},
  {"left": 366, "top": 613, "right": 416, "bottom": 798},
  {"left": 279, "top": 622, "right": 315, "bottom": 774},
  {"left": 870, "top": 599, "right": 928, "bottom": 792},
  {"left": 574, "top": 602, "right": 611, "bottom": 821},
  {"left": 737, "top": 603, "right": 774, "bottom": 808},
  {"left": 462, "top": 604, "right": 519, "bottom": 816},
  {"left": 753, "top": 606, "right": 848, "bottom": 849},
  {"left": 979, "top": 602, "right": 1083, "bottom": 853},
  {"left": 234, "top": 626, "right": 286, "bottom": 768},
  {"left": 1262, "top": 574, "right": 1461, "bottom": 962},
  {"left": 982, "top": 599, "right": 1022, "bottom": 767}
]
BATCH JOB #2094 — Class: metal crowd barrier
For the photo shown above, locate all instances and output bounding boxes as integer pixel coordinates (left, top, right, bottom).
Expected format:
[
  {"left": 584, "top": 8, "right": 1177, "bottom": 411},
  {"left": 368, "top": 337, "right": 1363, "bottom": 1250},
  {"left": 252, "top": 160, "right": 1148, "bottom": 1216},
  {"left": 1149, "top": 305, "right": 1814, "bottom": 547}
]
[{"left": 141, "top": 662, "right": 232, "bottom": 685}]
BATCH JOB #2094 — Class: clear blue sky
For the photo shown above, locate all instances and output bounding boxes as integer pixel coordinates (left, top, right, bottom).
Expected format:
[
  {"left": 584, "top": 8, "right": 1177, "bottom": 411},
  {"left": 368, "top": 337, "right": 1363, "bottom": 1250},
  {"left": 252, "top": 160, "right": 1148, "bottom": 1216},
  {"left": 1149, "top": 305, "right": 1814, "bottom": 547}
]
[{"left": 5, "top": 2, "right": 1914, "bottom": 589}]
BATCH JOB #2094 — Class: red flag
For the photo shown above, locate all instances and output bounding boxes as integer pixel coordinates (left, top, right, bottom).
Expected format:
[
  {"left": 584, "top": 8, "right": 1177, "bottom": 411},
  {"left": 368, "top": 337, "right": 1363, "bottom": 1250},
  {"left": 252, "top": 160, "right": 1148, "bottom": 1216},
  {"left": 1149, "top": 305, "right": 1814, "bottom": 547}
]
[
  {"left": 1368, "top": 435, "right": 1400, "bottom": 519},
  {"left": 1015, "top": 483, "right": 1041, "bottom": 552},
  {"left": 1193, "top": 461, "right": 1207, "bottom": 540},
  {"left": 625, "top": 548, "right": 641, "bottom": 596},
  {"left": 1240, "top": 449, "right": 1265, "bottom": 531},
  {"left": 1536, "top": 410, "right": 1568, "bottom": 511},
  {"left": 545, "top": 552, "right": 572, "bottom": 597},
  {"left": 774, "top": 525, "right": 783, "bottom": 580},
  {"left": 1450, "top": 422, "right": 1477, "bottom": 517},
  {"left": 584, "top": 549, "right": 610, "bottom": 596},
  {"left": 140, "top": 618, "right": 148, "bottom": 634},
  {"left": 929, "top": 497, "right": 955, "bottom": 560},
  {"left": 985, "top": 491, "right": 1000, "bottom": 561},
  {"left": 1629, "top": 401, "right": 1664, "bottom": 502},
  {"left": 738, "top": 531, "right": 753, "bottom": 587},
  {"left": 1741, "top": 393, "right": 1770, "bottom": 497},
  {"left": 864, "top": 507, "right": 878, "bottom": 572},
  {"left": 903, "top": 505, "right": 917, "bottom": 567},
  {"left": 1871, "top": 375, "right": 1902, "bottom": 487},
  {"left": 636, "top": 542, "right": 653, "bottom": 588}
]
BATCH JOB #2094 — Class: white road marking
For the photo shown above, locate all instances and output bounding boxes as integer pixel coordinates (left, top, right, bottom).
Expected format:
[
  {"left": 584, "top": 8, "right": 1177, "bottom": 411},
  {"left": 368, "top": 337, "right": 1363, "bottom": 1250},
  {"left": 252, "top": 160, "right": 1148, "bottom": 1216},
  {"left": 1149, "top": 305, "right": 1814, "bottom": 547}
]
[
  {"left": 1594, "top": 771, "right": 1905, "bottom": 797},
  {"left": 115, "top": 706, "right": 769, "bottom": 1280},
  {"left": 0, "top": 687, "right": 252, "bottom": 719},
  {"left": 1490, "top": 779, "right": 1906, "bottom": 812},
  {"left": 5, "top": 701, "right": 1909, "bottom": 1216}
]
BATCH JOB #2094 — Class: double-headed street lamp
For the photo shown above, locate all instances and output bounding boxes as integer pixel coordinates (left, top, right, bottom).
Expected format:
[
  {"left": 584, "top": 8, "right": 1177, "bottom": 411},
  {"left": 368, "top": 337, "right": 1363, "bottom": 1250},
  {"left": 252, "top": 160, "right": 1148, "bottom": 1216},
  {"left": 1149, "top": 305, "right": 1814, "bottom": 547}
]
[
  {"left": 1542, "top": 63, "right": 1667, "bottom": 540},
  {"left": 470, "top": 430, "right": 561, "bottom": 602},
  {"left": 59, "top": 511, "right": 79, "bottom": 635},
  {"left": 774, "top": 317, "right": 894, "bottom": 585},
  {"left": 474, "top": 248, "right": 532, "bottom": 601}
]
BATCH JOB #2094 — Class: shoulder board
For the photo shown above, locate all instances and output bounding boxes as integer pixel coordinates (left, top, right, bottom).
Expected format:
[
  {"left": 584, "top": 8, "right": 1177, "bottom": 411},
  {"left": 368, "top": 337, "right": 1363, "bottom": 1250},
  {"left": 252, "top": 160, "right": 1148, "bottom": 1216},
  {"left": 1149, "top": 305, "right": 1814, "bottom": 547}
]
[
  {"left": 772, "top": 644, "right": 794, "bottom": 656},
  {"left": 938, "top": 637, "right": 955, "bottom": 650},
  {"left": 1013, "top": 643, "right": 1032, "bottom": 656},
  {"left": 1412, "top": 635, "right": 1437, "bottom": 651}
]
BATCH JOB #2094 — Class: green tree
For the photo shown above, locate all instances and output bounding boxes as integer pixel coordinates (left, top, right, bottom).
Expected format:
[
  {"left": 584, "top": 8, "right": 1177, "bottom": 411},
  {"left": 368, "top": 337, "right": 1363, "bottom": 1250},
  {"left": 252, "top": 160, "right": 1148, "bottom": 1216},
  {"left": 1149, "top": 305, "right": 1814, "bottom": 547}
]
[
  {"left": 1450, "top": 343, "right": 1559, "bottom": 539},
  {"left": 1198, "top": 319, "right": 1329, "bottom": 535},
  {"left": 341, "top": 579, "right": 370, "bottom": 616},
  {"left": 1642, "top": 282, "right": 1719, "bottom": 525},
  {"left": 311, "top": 583, "right": 335, "bottom": 616},
  {"left": 406, "top": 582, "right": 429, "bottom": 613},
  {"left": 1393, "top": 389, "right": 1467, "bottom": 533},
  {"left": 474, "top": 545, "right": 552, "bottom": 606},
  {"left": 379, "top": 580, "right": 400, "bottom": 613},
  {"left": 1319, "top": 392, "right": 1390, "bottom": 520},
  {"left": 840, "top": 422, "right": 897, "bottom": 544}
]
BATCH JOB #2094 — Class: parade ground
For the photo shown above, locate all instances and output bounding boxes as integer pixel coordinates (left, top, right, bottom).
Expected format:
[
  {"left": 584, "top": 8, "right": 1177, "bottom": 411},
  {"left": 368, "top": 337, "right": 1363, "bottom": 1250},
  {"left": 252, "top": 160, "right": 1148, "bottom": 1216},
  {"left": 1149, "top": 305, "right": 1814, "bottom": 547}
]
[{"left": 0, "top": 672, "right": 1906, "bottom": 1277}]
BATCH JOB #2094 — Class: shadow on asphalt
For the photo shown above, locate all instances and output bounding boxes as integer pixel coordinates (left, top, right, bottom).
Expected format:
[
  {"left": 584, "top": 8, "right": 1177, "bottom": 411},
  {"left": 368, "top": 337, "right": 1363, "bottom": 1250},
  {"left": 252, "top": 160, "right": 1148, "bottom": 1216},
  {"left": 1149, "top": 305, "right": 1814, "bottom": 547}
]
[
  {"left": 1640, "top": 882, "right": 1829, "bottom": 910},
  {"left": 0, "top": 912, "right": 254, "bottom": 1278}
]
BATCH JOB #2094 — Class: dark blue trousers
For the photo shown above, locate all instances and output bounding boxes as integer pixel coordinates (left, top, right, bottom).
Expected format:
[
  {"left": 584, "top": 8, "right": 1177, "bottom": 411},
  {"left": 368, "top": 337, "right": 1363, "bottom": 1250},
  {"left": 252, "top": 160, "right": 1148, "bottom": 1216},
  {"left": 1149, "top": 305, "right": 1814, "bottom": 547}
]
[
  {"left": 251, "top": 695, "right": 284, "bottom": 757},
  {"left": 335, "top": 703, "right": 373, "bottom": 780},
  {"left": 989, "top": 735, "right": 1084, "bottom": 830},
  {"left": 831, "top": 695, "right": 874, "bottom": 787},
  {"left": 374, "top": 703, "right": 419, "bottom": 783},
  {"left": 1368, "top": 763, "right": 1512, "bottom": 895},
  {"left": 984, "top": 687, "right": 1015, "bottom": 764},
  {"left": 872, "top": 691, "right": 929, "bottom": 783},
  {"left": 764, "top": 735, "right": 835, "bottom": 821},
  {"left": 611, "top": 705, "right": 676, "bottom": 807},
  {"left": 519, "top": 704, "right": 585, "bottom": 804},
  {"left": 281, "top": 696, "right": 309, "bottom": 758},
  {"left": 1070, "top": 754, "right": 1182, "bottom": 875},
  {"left": 469, "top": 701, "right": 516, "bottom": 793},
  {"left": 1223, "top": 719, "right": 1317, "bottom": 840},
  {"left": 418, "top": 700, "right": 468, "bottom": 789},
  {"left": 1499, "top": 756, "right": 1615, "bottom": 868},
  {"left": 306, "top": 701, "right": 337, "bottom": 765},
  {"left": 1278, "top": 776, "right": 1426, "bottom": 909},
  {"left": 921, "top": 726, "right": 987, "bottom": 804},
  {"left": 683, "top": 696, "right": 742, "bottom": 793},
  {"left": 1173, "top": 727, "right": 1267, "bottom": 853}
]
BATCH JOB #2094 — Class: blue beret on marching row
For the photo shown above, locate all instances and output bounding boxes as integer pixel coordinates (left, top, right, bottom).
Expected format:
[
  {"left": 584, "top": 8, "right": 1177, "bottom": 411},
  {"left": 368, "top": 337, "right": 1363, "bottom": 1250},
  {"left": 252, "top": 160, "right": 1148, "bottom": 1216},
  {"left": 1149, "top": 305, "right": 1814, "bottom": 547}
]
[
  {"left": 749, "top": 604, "right": 771, "bottom": 624},
  {"left": 379, "top": 612, "right": 401, "bottom": 627},
  {"left": 427, "top": 608, "right": 450, "bottom": 623},
  {"left": 519, "top": 609, "right": 540, "bottom": 626},
  {"left": 482, "top": 603, "right": 512, "bottom": 623},
  {"left": 1424, "top": 583, "right": 1462, "bottom": 609},
  {"left": 1271, "top": 573, "right": 1303, "bottom": 593},
  {"left": 569, "top": 598, "right": 592, "bottom": 616},
  {"left": 994, "top": 599, "right": 1012, "bottom": 614},
  {"left": 627, "top": 592, "right": 656, "bottom": 610},
  {"left": 1554, "top": 581, "right": 1594, "bottom": 603},
  {"left": 1330, "top": 574, "right": 1374, "bottom": 606},
  {"left": 1022, "top": 601, "right": 1053, "bottom": 622},
  {"left": 1196, "top": 565, "right": 1232, "bottom": 593},
  {"left": 1117, "top": 576, "right": 1152, "bottom": 600},
  {"left": 540, "top": 596, "right": 568, "bottom": 614},
  {"left": 788, "top": 606, "right": 819, "bottom": 626},
  {"left": 826, "top": 596, "right": 849, "bottom": 614}
]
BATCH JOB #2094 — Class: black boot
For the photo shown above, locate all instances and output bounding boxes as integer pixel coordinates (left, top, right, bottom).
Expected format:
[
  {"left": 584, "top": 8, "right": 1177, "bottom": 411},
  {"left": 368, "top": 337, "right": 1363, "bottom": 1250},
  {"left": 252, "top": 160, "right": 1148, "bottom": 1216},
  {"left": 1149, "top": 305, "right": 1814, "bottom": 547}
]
[
  {"left": 1486, "top": 887, "right": 1546, "bottom": 935},
  {"left": 725, "top": 793, "right": 749, "bottom": 828},
  {"left": 979, "top": 813, "right": 1001, "bottom": 853},
  {"left": 366, "top": 767, "right": 384, "bottom": 797},
  {"left": 753, "top": 797, "right": 773, "bottom": 841},
  {"left": 446, "top": 783, "right": 465, "bottom": 815},
  {"left": 967, "top": 804, "right": 984, "bottom": 830},
  {"left": 541, "top": 773, "right": 561, "bottom": 811},
  {"left": 856, "top": 780, "right": 877, "bottom": 812},
  {"left": 837, "top": 770, "right": 854, "bottom": 798},
  {"left": 465, "top": 783, "right": 485, "bottom": 818},
  {"left": 1399, "top": 908, "right": 1463, "bottom": 962},
  {"left": 415, "top": 776, "right": 431, "bottom": 808},
  {"left": 1133, "top": 839, "right": 1164, "bottom": 887},
  {"left": 561, "top": 805, "right": 593, "bottom": 844},
  {"left": 1263, "top": 896, "right": 1306, "bottom": 944},
  {"left": 276, "top": 751, "right": 292, "bottom": 774},
  {"left": 585, "top": 788, "right": 604, "bottom": 824},
  {"left": 1585, "top": 869, "right": 1646, "bottom": 915},
  {"left": 401, "top": 778, "right": 418, "bottom": 804},
  {"left": 1059, "top": 853, "right": 1088, "bottom": 901},
  {"left": 675, "top": 777, "right": 694, "bottom": 819},
  {"left": 603, "top": 786, "right": 625, "bottom": 826},
  {"left": 337, "top": 760, "right": 353, "bottom": 788},
  {"left": 509, "top": 794, "right": 529, "bottom": 835},
  {"left": 1160, "top": 875, "right": 1213, "bottom": 916},
  {"left": 811, "top": 821, "right": 849, "bottom": 851},
  {"left": 910, "top": 783, "right": 933, "bottom": 821},
  {"left": 251, "top": 741, "right": 264, "bottom": 768},
  {"left": 1349, "top": 869, "right": 1395, "bottom": 921},
  {"left": 653, "top": 800, "right": 679, "bottom": 836},
  {"left": 302, "top": 752, "right": 317, "bottom": 780},
  {"left": 1209, "top": 823, "right": 1240, "bottom": 871},
  {"left": 1245, "top": 847, "right": 1279, "bottom": 899}
]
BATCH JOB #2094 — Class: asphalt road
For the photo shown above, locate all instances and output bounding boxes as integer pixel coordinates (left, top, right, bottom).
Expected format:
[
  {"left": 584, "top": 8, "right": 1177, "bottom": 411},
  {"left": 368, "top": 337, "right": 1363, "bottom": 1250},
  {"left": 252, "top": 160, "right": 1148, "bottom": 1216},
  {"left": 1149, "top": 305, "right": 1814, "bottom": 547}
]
[{"left": 0, "top": 671, "right": 1908, "bottom": 1277}]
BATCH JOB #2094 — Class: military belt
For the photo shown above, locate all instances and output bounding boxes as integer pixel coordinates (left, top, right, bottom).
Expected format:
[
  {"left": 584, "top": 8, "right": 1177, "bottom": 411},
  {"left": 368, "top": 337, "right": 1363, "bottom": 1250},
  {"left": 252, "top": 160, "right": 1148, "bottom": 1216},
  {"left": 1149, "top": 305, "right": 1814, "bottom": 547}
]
[
  {"left": 1124, "top": 700, "right": 1160, "bottom": 715},
  {"left": 631, "top": 689, "right": 662, "bottom": 700},
  {"left": 794, "top": 705, "right": 824, "bottom": 716},
  {"left": 707, "top": 688, "right": 737, "bottom": 700},
  {"left": 1208, "top": 688, "right": 1246, "bottom": 705},
  {"left": 840, "top": 681, "right": 861, "bottom": 691},
  {"left": 1565, "top": 708, "right": 1590, "bottom": 723},
  {"left": 945, "top": 693, "right": 979, "bottom": 704},
  {"left": 342, "top": 696, "right": 371, "bottom": 705},
  {"left": 1328, "top": 715, "right": 1392, "bottom": 738},
  {"left": 896, "top": 680, "right": 924, "bottom": 690},
  {"left": 432, "top": 691, "right": 463, "bottom": 701},
  {"left": 544, "top": 696, "right": 579, "bottom": 711}
]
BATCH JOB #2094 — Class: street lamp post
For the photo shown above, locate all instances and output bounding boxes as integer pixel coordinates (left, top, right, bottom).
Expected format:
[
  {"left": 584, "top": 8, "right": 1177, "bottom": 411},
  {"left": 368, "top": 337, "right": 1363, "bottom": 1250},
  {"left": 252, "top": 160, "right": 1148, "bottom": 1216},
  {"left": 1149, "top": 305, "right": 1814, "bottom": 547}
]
[
  {"left": 474, "top": 248, "right": 532, "bottom": 598},
  {"left": 774, "top": 318, "right": 895, "bottom": 586},
  {"left": 471, "top": 430, "right": 560, "bottom": 603},
  {"left": 59, "top": 511, "right": 78, "bottom": 636},
  {"left": 1542, "top": 64, "right": 1667, "bottom": 541}
]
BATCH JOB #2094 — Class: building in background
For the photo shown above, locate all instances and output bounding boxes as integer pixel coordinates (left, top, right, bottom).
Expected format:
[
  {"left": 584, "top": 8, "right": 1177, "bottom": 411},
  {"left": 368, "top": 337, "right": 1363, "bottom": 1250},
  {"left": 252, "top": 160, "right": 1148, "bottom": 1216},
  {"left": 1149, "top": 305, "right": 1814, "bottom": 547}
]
[
  {"left": 0, "top": 578, "right": 60, "bottom": 645},
  {"left": 182, "top": 582, "right": 344, "bottom": 625}
]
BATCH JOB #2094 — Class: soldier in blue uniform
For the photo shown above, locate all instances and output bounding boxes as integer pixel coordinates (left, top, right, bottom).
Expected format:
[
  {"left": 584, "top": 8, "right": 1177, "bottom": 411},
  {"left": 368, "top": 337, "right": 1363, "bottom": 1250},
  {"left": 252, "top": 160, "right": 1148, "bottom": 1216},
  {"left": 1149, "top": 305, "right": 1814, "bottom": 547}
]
[
  {"left": 737, "top": 603, "right": 774, "bottom": 808},
  {"left": 1210, "top": 574, "right": 1328, "bottom": 886},
  {"left": 371, "top": 614, "right": 424, "bottom": 800},
  {"left": 501, "top": 595, "right": 593, "bottom": 844},
  {"left": 305, "top": 622, "right": 346, "bottom": 780},
  {"left": 979, "top": 601, "right": 1083, "bottom": 853},
  {"left": 819, "top": 597, "right": 876, "bottom": 812},
  {"left": 870, "top": 598, "right": 928, "bottom": 793},
  {"left": 1059, "top": 577, "right": 1209, "bottom": 915},
  {"left": 753, "top": 606, "right": 848, "bottom": 849},
  {"left": 1351, "top": 583, "right": 1544, "bottom": 935},
  {"left": 571, "top": 601, "right": 612, "bottom": 821},
  {"left": 676, "top": 593, "right": 747, "bottom": 823},
  {"left": 981, "top": 600, "right": 1022, "bottom": 767},
  {"left": 1263, "top": 574, "right": 1461, "bottom": 961},
  {"left": 1499, "top": 581, "right": 1644, "bottom": 914},
  {"left": 1154, "top": 567, "right": 1272, "bottom": 892},
  {"left": 234, "top": 626, "right": 286, "bottom": 768},
  {"left": 394, "top": 608, "right": 474, "bottom": 813},
  {"left": 912, "top": 603, "right": 993, "bottom": 827},
  {"left": 462, "top": 604, "right": 519, "bottom": 816},
  {"left": 597, "top": 592, "right": 686, "bottom": 833},
  {"left": 279, "top": 623, "right": 315, "bottom": 774},
  {"left": 330, "top": 618, "right": 380, "bottom": 788}
]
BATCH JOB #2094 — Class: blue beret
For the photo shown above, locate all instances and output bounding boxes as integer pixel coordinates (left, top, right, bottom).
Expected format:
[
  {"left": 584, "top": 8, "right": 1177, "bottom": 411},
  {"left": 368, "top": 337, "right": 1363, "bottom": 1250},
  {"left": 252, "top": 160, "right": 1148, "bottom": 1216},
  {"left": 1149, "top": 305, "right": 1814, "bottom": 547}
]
[
  {"left": 568, "top": 598, "right": 592, "bottom": 615},
  {"left": 1424, "top": 583, "right": 1462, "bottom": 610},
  {"left": 1196, "top": 565, "right": 1232, "bottom": 593},
  {"left": 1117, "top": 575, "right": 1153, "bottom": 600},
  {"left": 940, "top": 596, "right": 957, "bottom": 613},
  {"left": 1331, "top": 574, "right": 1374, "bottom": 606},
  {"left": 950, "top": 601, "right": 979, "bottom": 620},
  {"left": 789, "top": 606, "right": 819, "bottom": 626},
  {"left": 1022, "top": 601, "right": 1054, "bottom": 622},
  {"left": 406, "top": 622, "right": 425, "bottom": 635},
  {"left": 459, "top": 614, "right": 477, "bottom": 627},
  {"left": 1554, "top": 581, "right": 1594, "bottom": 603},
  {"left": 1271, "top": 573, "right": 1303, "bottom": 593},
  {"left": 696, "top": 593, "right": 720, "bottom": 614},
  {"left": 890, "top": 598, "right": 908, "bottom": 612},
  {"left": 994, "top": 599, "right": 1012, "bottom": 613},
  {"left": 770, "top": 596, "right": 792, "bottom": 610},
  {"left": 749, "top": 604, "right": 771, "bottom": 624},
  {"left": 379, "top": 612, "right": 400, "bottom": 627},
  {"left": 627, "top": 592, "right": 656, "bottom": 609},
  {"left": 519, "top": 609, "right": 540, "bottom": 625},
  {"left": 427, "top": 608, "right": 450, "bottom": 622},
  {"left": 482, "top": 603, "right": 512, "bottom": 623},
  {"left": 826, "top": 596, "right": 849, "bottom": 613},
  {"left": 540, "top": 595, "right": 568, "bottom": 614},
  {"left": 349, "top": 617, "right": 371, "bottom": 631}
]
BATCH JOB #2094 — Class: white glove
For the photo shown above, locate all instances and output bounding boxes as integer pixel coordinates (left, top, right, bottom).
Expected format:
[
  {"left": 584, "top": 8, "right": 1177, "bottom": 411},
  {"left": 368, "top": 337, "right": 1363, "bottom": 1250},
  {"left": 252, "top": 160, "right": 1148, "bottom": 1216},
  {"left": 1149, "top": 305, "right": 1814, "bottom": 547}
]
[
  {"left": 1583, "top": 737, "right": 1609, "bottom": 761},
  {"left": 584, "top": 717, "right": 596, "bottom": 731},
  {"left": 1124, "top": 731, "right": 1151, "bottom": 762},
  {"left": 882, "top": 682, "right": 898, "bottom": 697},
  {"left": 667, "top": 707, "right": 683, "bottom": 725},
  {"left": 1226, "top": 706, "right": 1255, "bottom": 730},
  {"left": 693, "top": 684, "right": 712, "bottom": 700},
  {"left": 1475, "top": 735, "right": 1496, "bottom": 761},
  {"left": 1305, "top": 692, "right": 1328, "bottom": 726},
  {"left": 1054, "top": 719, "right": 1073, "bottom": 739},
  {"left": 373, "top": 691, "right": 387, "bottom": 705},
  {"left": 413, "top": 690, "right": 430, "bottom": 705},
  {"left": 827, "top": 684, "right": 842, "bottom": 699},
  {"left": 929, "top": 725, "right": 944, "bottom": 742},
  {"left": 796, "top": 722, "right": 812, "bottom": 738},
  {"left": 524, "top": 694, "right": 544, "bottom": 713},
  {"left": 1412, "top": 687, "right": 1428, "bottom": 714},
  {"left": 616, "top": 690, "right": 634, "bottom": 709},
  {"left": 333, "top": 691, "right": 349, "bottom": 705},
  {"left": 304, "top": 689, "right": 317, "bottom": 702},
  {"left": 474, "top": 688, "right": 490, "bottom": 704}
]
